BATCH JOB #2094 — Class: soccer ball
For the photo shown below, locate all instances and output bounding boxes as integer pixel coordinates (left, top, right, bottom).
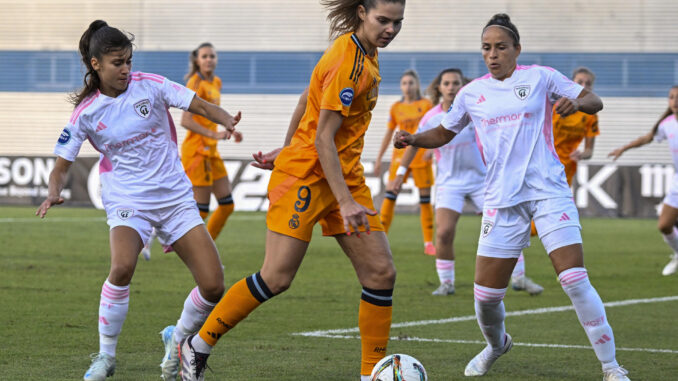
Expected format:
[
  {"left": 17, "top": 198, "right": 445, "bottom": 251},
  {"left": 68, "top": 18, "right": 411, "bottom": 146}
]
[{"left": 370, "top": 354, "right": 428, "bottom": 381}]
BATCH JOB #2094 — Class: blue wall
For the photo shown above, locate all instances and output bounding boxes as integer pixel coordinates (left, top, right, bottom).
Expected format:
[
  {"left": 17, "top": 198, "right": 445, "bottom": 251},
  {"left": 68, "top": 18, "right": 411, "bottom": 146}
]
[{"left": 1, "top": 50, "right": 677, "bottom": 97}]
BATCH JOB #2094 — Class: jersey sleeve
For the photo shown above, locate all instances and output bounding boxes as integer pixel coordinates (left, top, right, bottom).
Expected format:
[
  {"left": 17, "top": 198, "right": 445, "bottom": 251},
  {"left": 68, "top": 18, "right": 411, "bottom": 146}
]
[
  {"left": 387, "top": 103, "right": 397, "bottom": 130},
  {"left": 53, "top": 120, "right": 88, "bottom": 162},
  {"left": 160, "top": 77, "right": 196, "bottom": 111},
  {"left": 654, "top": 123, "right": 668, "bottom": 143},
  {"left": 545, "top": 67, "right": 584, "bottom": 100},
  {"left": 441, "top": 93, "right": 471, "bottom": 134},
  {"left": 319, "top": 49, "right": 359, "bottom": 117},
  {"left": 586, "top": 114, "right": 600, "bottom": 137}
]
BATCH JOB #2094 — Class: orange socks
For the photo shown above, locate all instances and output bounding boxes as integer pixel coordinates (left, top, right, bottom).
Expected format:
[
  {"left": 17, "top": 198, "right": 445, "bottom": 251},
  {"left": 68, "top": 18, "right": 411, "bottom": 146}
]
[
  {"left": 530, "top": 220, "right": 538, "bottom": 236},
  {"left": 198, "top": 272, "right": 274, "bottom": 346},
  {"left": 207, "top": 195, "right": 234, "bottom": 240},
  {"left": 419, "top": 195, "right": 434, "bottom": 243},
  {"left": 380, "top": 192, "right": 397, "bottom": 233},
  {"left": 196, "top": 202, "right": 210, "bottom": 220},
  {"left": 359, "top": 288, "right": 393, "bottom": 376}
]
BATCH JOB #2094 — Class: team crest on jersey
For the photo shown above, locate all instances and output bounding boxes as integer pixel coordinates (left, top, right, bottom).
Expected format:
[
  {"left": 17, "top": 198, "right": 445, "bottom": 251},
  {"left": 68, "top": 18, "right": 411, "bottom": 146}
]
[
  {"left": 288, "top": 214, "right": 300, "bottom": 229},
  {"left": 481, "top": 220, "right": 494, "bottom": 238},
  {"left": 117, "top": 208, "right": 134, "bottom": 220},
  {"left": 134, "top": 99, "right": 151, "bottom": 119},
  {"left": 514, "top": 85, "right": 531, "bottom": 100},
  {"left": 340, "top": 87, "right": 354, "bottom": 107}
]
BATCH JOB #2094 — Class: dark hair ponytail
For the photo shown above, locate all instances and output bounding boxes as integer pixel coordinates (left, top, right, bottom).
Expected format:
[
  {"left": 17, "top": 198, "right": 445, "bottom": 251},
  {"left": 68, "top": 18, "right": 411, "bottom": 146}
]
[
  {"left": 426, "top": 68, "right": 468, "bottom": 105},
  {"left": 185, "top": 42, "right": 215, "bottom": 81},
  {"left": 71, "top": 20, "right": 134, "bottom": 106},
  {"left": 651, "top": 85, "right": 678, "bottom": 136},
  {"left": 483, "top": 13, "right": 520, "bottom": 46}
]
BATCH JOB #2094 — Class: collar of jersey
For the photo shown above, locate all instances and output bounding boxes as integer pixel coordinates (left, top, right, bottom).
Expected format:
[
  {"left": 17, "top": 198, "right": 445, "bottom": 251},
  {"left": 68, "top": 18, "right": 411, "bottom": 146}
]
[{"left": 350, "top": 33, "right": 368, "bottom": 56}]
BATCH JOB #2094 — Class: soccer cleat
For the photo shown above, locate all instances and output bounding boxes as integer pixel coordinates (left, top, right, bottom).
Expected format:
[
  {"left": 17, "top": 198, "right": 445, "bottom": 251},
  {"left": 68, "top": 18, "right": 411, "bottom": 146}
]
[
  {"left": 424, "top": 242, "right": 436, "bottom": 256},
  {"left": 661, "top": 254, "right": 678, "bottom": 276},
  {"left": 464, "top": 333, "right": 513, "bottom": 376},
  {"left": 160, "top": 325, "right": 180, "bottom": 380},
  {"left": 603, "top": 366, "right": 631, "bottom": 381},
  {"left": 179, "top": 335, "right": 210, "bottom": 381},
  {"left": 432, "top": 282, "right": 455, "bottom": 296},
  {"left": 140, "top": 244, "right": 151, "bottom": 261},
  {"left": 511, "top": 276, "right": 544, "bottom": 295},
  {"left": 83, "top": 352, "right": 115, "bottom": 381}
]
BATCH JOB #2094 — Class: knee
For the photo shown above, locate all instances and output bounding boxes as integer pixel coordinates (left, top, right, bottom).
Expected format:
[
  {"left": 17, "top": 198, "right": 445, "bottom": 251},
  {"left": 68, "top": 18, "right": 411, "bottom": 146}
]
[
  {"left": 201, "top": 281, "right": 225, "bottom": 302},
  {"left": 436, "top": 225, "right": 456, "bottom": 244},
  {"left": 262, "top": 273, "right": 294, "bottom": 295},
  {"left": 658, "top": 221, "right": 674, "bottom": 235},
  {"left": 367, "top": 260, "right": 397, "bottom": 289},
  {"left": 108, "top": 264, "right": 135, "bottom": 286}
]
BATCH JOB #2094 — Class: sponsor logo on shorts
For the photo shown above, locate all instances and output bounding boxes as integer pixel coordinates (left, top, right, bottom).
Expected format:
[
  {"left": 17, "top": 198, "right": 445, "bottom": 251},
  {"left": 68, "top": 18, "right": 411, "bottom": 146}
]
[
  {"left": 117, "top": 208, "right": 134, "bottom": 220},
  {"left": 134, "top": 99, "right": 151, "bottom": 118},
  {"left": 481, "top": 220, "right": 494, "bottom": 238},
  {"left": 514, "top": 85, "right": 530, "bottom": 100},
  {"left": 288, "top": 213, "right": 300, "bottom": 229},
  {"left": 339, "top": 87, "right": 354, "bottom": 107},
  {"left": 57, "top": 128, "right": 71, "bottom": 145}
]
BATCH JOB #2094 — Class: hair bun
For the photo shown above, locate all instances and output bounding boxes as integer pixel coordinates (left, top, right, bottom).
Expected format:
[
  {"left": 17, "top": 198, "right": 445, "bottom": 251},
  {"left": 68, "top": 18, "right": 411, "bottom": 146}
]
[
  {"left": 89, "top": 20, "right": 108, "bottom": 32},
  {"left": 491, "top": 13, "right": 511, "bottom": 24}
]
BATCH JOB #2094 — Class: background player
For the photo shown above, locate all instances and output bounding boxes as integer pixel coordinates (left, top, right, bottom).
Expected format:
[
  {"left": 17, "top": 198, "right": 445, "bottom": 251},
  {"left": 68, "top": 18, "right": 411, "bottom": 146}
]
[
  {"left": 177, "top": 1, "right": 405, "bottom": 380},
  {"left": 394, "top": 14, "right": 630, "bottom": 381},
  {"left": 608, "top": 85, "right": 678, "bottom": 276},
  {"left": 35, "top": 20, "right": 242, "bottom": 381},
  {"left": 374, "top": 69, "right": 435, "bottom": 255}
]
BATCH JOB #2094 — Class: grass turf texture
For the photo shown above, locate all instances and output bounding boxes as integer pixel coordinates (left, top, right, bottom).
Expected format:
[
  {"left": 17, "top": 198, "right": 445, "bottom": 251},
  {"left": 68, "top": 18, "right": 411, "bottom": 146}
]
[{"left": 1, "top": 205, "right": 676, "bottom": 380}]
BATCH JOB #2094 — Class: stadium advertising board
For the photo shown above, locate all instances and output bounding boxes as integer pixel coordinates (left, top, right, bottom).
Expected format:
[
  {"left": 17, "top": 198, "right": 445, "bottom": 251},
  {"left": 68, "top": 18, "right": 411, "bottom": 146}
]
[{"left": 0, "top": 155, "right": 669, "bottom": 218}]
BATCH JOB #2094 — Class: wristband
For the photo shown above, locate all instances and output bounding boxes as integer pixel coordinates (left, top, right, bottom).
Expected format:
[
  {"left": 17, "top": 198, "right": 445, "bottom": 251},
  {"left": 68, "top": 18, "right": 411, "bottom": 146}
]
[{"left": 396, "top": 166, "right": 407, "bottom": 176}]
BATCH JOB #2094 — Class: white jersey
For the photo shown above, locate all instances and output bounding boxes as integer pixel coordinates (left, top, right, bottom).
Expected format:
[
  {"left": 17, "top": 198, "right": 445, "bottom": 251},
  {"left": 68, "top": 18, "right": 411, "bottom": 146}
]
[
  {"left": 54, "top": 72, "right": 196, "bottom": 210},
  {"left": 654, "top": 114, "right": 678, "bottom": 169},
  {"left": 441, "top": 65, "right": 584, "bottom": 208},
  {"left": 417, "top": 103, "right": 486, "bottom": 194}
]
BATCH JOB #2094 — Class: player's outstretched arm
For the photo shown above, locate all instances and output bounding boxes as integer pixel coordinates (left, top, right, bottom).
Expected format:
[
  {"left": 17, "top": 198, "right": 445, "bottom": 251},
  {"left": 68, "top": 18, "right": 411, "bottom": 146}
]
[
  {"left": 394, "top": 124, "right": 455, "bottom": 149},
  {"left": 608, "top": 131, "right": 654, "bottom": 161},
  {"left": 36, "top": 157, "right": 72, "bottom": 218},
  {"left": 187, "top": 95, "right": 242, "bottom": 139}
]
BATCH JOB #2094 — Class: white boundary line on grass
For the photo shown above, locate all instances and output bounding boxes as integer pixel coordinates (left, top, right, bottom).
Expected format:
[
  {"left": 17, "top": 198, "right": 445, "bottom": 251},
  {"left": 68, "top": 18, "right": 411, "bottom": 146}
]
[{"left": 293, "top": 295, "right": 678, "bottom": 354}]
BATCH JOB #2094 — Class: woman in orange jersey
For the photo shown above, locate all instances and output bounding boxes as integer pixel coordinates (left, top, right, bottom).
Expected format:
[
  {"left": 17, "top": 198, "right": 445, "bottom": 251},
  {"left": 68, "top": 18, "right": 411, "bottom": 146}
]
[
  {"left": 177, "top": 1, "right": 405, "bottom": 380},
  {"left": 375, "top": 69, "right": 435, "bottom": 255}
]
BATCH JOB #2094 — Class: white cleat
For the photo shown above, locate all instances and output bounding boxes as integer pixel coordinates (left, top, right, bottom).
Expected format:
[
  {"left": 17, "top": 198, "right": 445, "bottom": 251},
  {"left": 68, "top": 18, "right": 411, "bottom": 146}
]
[
  {"left": 661, "top": 254, "right": 678, "bottom": 276},
  {"left": 179, "top": 335, "right": 210, "bottom": 381},
  {"left": 432, "top": 282, "right": 455, "bottom": 296},
  {"left": 511, "top": 276, "right": 544, "bottom": 296},
  {"left": 603, "top": 366, "right": 631, "bottom": 381},
  {"left": 160, "top": 325, "right": 180, "bottom": 380},
  {"left": 83, "top": 352, "right": 115, "bottom": 381},
  {"left": 464, "top": 333, "right": 513, "bottom": 377},
  {"left": 140, "top": 245, "right": 151, "bottom": 261}
]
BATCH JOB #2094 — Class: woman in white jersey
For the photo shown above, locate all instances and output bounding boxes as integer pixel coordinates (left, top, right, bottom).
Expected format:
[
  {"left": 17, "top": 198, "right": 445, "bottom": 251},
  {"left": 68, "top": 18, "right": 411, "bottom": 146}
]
[
  {"left": 390, "top": 68, "right": 544, "bottom": 296},
  {"left": 35, "top": 20, "right": 241, "bottom": 381},
  {"left": 394, "top": 14, "right": 630, "bottom": 381},
  {"left": 609, "top": 85, "right": 678, "bottom": 277}
]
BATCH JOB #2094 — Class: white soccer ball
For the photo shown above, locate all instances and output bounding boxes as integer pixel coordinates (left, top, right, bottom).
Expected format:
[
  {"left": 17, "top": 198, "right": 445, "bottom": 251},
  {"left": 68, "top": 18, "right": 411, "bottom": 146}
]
[{"left": 370, "top": 353, "right": 428, "bottom": 381}]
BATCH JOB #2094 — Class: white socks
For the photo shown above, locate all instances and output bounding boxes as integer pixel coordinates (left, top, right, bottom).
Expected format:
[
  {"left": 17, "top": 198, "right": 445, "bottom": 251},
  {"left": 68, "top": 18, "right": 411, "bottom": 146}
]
[
  {"left": 98, "top": 279, "right": 130, "bottom": 357},
  {"left": 190, "top": 334, "right": 213, "bottom": 354},
  {"left": 174, "top": 287, "right": 217, "bottom": 343},
  {"left": 473, "top": 284, "right": 507, "bottom": 352},
  {"left": 436, "top": 259, "right": 455, "bottom": 285},
  {"left": 559, "top": 267, "right": 619, "bottom": 371},
  {"left": 662, "top": 227, "right": 678, "bottom": 253},
  {"left": 511, "top": 252, "right": 526, "bottom": 280}
]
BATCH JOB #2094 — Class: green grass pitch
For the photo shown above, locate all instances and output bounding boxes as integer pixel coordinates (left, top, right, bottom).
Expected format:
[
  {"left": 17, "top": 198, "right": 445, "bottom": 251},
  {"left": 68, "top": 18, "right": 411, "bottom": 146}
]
[{"left": 1, "top": 205, "right": 676, "bottom": 380}]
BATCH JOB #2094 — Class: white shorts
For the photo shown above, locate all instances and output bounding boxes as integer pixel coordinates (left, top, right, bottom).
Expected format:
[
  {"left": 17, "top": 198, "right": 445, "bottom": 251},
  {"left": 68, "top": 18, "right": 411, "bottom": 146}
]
[
  {"left": 663, "top": 181, "right": 678, "bottom": 209},
  {"left": 106, "top": 200, "right": 204, "bottom": 246},
  {"left": 435, "top": 185, "right": 484, "bottom": 214},
  {"left": 477, "top": 197, "right": 582, "bottom": 258}
]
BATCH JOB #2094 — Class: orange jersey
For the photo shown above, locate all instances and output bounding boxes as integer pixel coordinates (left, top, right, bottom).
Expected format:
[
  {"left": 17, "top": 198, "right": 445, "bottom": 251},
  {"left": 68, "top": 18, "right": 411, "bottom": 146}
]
[
  {"left": 552, "top": 108, "right": 599, "bottom": 169},
  {"left": 274, "top": 33, "right": 381, "bottom": 186},
  {"left": 181, "top": 73, "right": 222, "bottom": 158},
  {"left": 387, "top": 99, "right": 433, "bottom": 168}
]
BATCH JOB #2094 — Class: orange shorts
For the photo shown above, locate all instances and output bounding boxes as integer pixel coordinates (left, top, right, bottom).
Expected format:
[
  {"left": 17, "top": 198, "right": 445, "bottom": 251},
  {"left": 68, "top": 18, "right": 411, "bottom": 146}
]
[
  {"left": 182, "top": 153, "right": 228, "bottom": 187},
  {"left": 266, "top": 169, "right": 384, "bottom": 242},
  {"left": 387, "top": 160, "right": 434, "bottom": 189}
]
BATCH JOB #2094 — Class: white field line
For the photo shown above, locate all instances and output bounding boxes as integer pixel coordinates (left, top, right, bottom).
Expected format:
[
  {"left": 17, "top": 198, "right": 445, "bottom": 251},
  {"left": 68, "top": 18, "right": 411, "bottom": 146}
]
[
  {"left": 0, "top": 214, "right": 265, "bottom": 223},
  {"left": 293, "top": 295, "right": 678, "bottom": 354}
]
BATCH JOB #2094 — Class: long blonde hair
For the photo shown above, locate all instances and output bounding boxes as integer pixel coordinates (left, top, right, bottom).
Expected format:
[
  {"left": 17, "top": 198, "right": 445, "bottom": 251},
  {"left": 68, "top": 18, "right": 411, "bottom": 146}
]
[
  {"left": 400, "top": 69, "right": 422, "bottom": 101},
  {"left": 321, "top": 0, "right": 406, "bottom": 40},
  {"left": 184, "top": 42, "right": 214, "bottom": 81}
]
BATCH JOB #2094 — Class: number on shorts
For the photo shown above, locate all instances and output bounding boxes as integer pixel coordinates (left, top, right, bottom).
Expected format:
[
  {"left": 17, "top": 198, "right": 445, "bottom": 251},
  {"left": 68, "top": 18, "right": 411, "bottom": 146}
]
[{"left": 294, "top": 186, "right": 311, "bottom": 212}]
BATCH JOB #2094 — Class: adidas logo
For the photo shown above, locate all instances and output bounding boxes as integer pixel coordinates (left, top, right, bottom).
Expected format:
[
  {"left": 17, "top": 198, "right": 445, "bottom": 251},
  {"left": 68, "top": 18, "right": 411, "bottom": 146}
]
[
  {"left": 594, "top": 334, "right": 611, "bottom": 345},
  {"left": 96, "top": 121, "right": 108, "bottom": 132},
  {"left": 207, "top": 331, "right": 222, "bottom": 340},
  {"left": 476, "top": 95, "right": 486, "bottom": 104},
  {"left": 559, "top": 213, "right": 570, "bottom": 222}
]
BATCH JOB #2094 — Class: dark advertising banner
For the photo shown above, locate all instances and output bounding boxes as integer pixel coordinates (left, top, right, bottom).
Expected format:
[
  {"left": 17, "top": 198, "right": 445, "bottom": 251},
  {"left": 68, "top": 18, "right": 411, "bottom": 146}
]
[{"left": 0, "top": 156, "right": 671, "bottom": 218}]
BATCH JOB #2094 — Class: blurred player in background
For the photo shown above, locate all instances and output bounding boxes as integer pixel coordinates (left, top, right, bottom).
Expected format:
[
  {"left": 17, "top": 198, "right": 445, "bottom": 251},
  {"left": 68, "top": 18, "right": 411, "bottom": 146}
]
[
  {"left": 609, "top": 85, "right": 678, "bottom": 277},
  {"left": 177, "top": 1, "right": 405, "bottom": 380},
  {"left": 35, "top": 20, "right": 242, "bottom": 381},
  {"left": 389, "top": 68, "right": 542, "bottom": 296},
  {"left": 395, "top": 13, "right": 630, "bottom": 381},
  {"left": 374, "top": 69, "right": 435, "bottom": 255}
]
